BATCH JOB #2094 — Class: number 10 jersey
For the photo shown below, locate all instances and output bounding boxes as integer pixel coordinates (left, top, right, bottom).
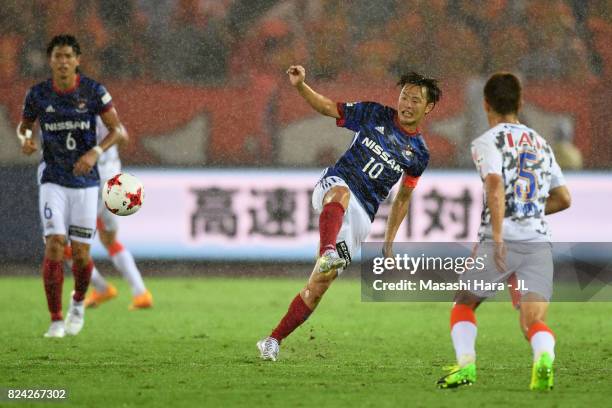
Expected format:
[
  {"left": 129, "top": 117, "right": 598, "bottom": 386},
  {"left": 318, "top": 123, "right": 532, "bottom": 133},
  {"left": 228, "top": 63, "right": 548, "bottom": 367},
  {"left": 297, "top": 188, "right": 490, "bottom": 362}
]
[{"left": 328, "top": 101, "right": 430, "bottom": 221}]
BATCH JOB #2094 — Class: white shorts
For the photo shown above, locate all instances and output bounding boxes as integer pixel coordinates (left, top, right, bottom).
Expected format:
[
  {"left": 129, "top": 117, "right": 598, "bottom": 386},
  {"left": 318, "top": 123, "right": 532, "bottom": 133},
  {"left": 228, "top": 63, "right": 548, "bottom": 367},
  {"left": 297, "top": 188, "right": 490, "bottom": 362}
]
[
  {"left": 39, "top": 183, "right": 99, "bottom": 245},
  {"left": 312, "top": 173, "right": 372, "bottom": 274},
  {"left": 460, "top": 242, "right": 554, "bottom": 301}
]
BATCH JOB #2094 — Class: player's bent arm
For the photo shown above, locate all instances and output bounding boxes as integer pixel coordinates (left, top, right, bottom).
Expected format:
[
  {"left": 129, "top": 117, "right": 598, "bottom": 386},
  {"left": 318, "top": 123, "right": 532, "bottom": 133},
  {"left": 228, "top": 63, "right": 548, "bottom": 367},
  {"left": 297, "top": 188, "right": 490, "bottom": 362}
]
[
  {"left": 73, "top": 107, "right": 126, "bottom": 175},
  {"left": 545, "top": 185, "right": 571, "bottom": 215},
  {"left": 296, "top": 82, "right": 340, "bottom": 119},
  {"left": 98, "top": 107, "right": 128, "bottom": 151},
  {"left": 18, "top": 118, "right": 35, "bottom": 135},
  {"left": 17, "top": 118, "right": 37, "bottom": 155},
  {"left": 484, "top": 173, "right": 505, "bottom": 242},
  {"left": 288, "top": 65, "right": 339, "bottom": 118},
  {"left": 383, "top": 184, "right": 414, "bottom": 256}
]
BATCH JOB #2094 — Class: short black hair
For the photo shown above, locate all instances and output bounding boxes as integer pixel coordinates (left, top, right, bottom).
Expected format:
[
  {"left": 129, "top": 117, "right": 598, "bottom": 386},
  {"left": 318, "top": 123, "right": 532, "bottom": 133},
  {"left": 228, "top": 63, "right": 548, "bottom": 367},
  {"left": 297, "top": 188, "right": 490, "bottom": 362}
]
[
  {"left": 46, "top": 34, "right": 81, "bottom": 57},
  {"left": 397, "top": 72, "right": 441, "bottom": 106},
  {"left": 484, "top": 72, "right": 521, "bottom": 115}
]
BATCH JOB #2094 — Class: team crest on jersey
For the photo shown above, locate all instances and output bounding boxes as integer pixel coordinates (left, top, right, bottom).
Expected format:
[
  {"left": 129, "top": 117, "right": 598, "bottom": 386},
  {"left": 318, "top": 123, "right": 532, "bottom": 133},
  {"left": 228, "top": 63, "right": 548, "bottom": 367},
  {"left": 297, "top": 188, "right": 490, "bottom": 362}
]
[
  {"left": 75, "top": 98, "right": 88, "bottom": 113},
  {"left": 401, "top": 147, "right": 414, "bottom": 160}
]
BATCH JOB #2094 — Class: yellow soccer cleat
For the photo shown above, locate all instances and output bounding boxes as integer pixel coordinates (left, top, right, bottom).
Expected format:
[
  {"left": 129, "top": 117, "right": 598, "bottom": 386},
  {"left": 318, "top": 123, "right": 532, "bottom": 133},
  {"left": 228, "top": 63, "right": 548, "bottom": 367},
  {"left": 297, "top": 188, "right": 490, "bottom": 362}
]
[
  {"left": 84, "top": 284, "right": 118, "bottom": 308},
  {"left": 129, "top": 290, "right": 153, "bottom": 310},
  {"left": 530, "top": 352, "right": 554, "bottom": 391}
]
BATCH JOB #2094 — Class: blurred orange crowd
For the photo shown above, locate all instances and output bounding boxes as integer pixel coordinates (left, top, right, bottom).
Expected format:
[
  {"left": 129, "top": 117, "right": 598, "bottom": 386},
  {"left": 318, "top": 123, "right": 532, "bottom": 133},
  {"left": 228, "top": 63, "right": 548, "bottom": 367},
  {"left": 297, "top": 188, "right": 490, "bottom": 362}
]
[{"left": 0, "top": 0, "right": 610, "bottom": 84}]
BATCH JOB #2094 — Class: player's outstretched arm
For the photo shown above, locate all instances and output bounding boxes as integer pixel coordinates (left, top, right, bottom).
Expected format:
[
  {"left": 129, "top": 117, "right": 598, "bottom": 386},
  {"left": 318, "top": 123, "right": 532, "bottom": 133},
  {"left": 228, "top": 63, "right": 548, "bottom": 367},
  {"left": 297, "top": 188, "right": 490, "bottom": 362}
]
[
  {"left": 545, "top": 186, "right": 571, "bottom": 215},
  {"left": 382, "top": 184, "right": 414, "bottom": 257},
  {"left": 17, "top": 119, "right": 37, "bottom": 155},
  {"left": 485, "top": 173, "right": 507, "bottom": 271},
  {"left": 287, "top": 65, "right": 340, "bottom": 119},
  {"left": 73, "top": 107, "right": 127, "bottom": 175}
]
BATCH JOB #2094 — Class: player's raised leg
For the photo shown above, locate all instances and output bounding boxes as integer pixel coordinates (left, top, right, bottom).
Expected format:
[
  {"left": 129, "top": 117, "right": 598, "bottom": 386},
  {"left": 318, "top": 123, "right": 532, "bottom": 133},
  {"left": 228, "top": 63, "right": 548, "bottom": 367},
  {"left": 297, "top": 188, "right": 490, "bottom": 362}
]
[
  {"left": 521, "top": 294, "right": 555, "bottom": 391},
  {"left": 85, "top": 266, "right": 118, "bottom": 307},
  {"left": 258, "top": 264, "right": 339, "bottom": 361},
  {"left": 437, "top": 291, "right": 481, "bottom": 388},
  {"left": 99, "top": 225, "right": 152, "bottom": 310},
  {"left": 42, "top": 234, "right": 66, "bottom": 338},
  {"left": 258, "top": 186, "right": 349, "bottom": 361}
]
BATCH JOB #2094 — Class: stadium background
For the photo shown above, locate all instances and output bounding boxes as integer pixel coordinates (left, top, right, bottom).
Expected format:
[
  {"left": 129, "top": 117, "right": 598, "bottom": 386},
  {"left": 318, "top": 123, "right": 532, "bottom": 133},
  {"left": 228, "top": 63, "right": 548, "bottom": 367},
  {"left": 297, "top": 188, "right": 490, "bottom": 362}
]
[{"left": 1, "top": 0, "right": 610, "bottom": 264}]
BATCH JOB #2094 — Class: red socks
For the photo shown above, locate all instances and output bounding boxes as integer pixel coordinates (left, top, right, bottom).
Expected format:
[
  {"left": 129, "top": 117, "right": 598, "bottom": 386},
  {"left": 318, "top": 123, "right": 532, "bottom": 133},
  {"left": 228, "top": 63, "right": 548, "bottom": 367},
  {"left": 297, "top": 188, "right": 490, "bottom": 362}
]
[
  {"left": 319, "top": 202, "right": 345, "bottom": 256},
  {"left": 107, "top": 241, "right": 124, "bottom": 257},
  {"left": 450, "top": 303, "right": 476, "bottom": 328},
  {"left": 527, "top": 321, "right": 555, "bottom": 340},
  {"left": 43, "top": 258, "right": 64, "bottom": 321},
  {"left": 270, "top": 294, "right": 313, "bottom": 343},
  {"left": 72, "top": 259, "right": 93, "bottom": 302}
]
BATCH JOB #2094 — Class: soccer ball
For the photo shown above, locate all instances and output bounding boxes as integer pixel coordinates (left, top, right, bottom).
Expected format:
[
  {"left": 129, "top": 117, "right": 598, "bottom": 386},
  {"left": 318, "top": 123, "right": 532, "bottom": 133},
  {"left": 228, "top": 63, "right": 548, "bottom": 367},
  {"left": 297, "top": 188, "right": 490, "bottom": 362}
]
[{"left": 103, "top": 173, "right": 145, "bottom": 216}]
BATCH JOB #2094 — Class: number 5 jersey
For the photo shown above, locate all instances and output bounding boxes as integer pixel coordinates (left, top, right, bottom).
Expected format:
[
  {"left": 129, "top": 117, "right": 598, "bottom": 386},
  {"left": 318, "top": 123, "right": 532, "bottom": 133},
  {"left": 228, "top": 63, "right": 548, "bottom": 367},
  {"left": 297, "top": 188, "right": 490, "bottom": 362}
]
[{"left": 471, "top": 123, "right": 566, "bottom": 242}]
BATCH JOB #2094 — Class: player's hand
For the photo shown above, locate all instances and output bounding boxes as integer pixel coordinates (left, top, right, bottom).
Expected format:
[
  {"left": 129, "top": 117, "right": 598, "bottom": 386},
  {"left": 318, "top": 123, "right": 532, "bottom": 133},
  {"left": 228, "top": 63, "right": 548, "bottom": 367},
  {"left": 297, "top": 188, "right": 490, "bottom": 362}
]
[
  {"left": 21, "top": 138, "right": 38, "bottom": 155},
  {"left": 73, "top": 149, "right": 99, "bottom": 176},
  {"left": 286, "top": 65, "right": 305, "bottom": 87},
  {"left": 493, "top": 241, "right": 507, "bottom": 273}
]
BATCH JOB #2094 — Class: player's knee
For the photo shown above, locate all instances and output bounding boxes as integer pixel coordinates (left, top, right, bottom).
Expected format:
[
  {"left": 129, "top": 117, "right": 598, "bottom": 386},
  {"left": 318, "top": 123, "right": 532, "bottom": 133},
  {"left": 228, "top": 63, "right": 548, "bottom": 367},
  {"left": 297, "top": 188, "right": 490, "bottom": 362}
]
[
  {"left": 70, "top": 246, "right": 91, "bottom": 269},
  {"left": 323, "top": 186, "right": 350, "bottom": 208},
  {"left": 99, "top": 230, "right": 116, "bottom": 248},
  {"left": 45, "top": 236, "right": 66, "bottom": 260},
  {"left": 453, "top": 291, "right": 481, "bottom": 310},
  {"left": 521, "top": 308, "right": 546, "bottom": 329}
]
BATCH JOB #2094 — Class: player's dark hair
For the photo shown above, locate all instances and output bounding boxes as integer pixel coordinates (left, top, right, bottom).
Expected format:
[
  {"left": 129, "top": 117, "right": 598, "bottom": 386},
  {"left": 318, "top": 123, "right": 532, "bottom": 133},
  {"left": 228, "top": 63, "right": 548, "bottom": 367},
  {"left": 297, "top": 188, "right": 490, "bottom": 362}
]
[
  {"left": 397, "top": 72, "right": 441, "bottom": 106},
  {"left": 46, "top": 34, "right": 81, "bottom": 57},
  {"left": 484, "top": 72, "right": 521, "bottom": 115}
]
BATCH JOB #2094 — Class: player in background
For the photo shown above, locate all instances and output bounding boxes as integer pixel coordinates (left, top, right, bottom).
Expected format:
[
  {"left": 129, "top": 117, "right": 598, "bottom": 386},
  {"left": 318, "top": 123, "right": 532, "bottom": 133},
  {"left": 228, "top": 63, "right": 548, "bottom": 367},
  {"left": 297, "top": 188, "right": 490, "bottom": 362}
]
[
  {"left": 63, "top": 116, "right": 153, "bottom": 310},
  {"left": 257, "top": 65, "right": 441, "bottom": 361},
  {"left": 18, "top": 34, "right": 127, "bottom": 337},
  {"left": 436, "top": 73, "right": 571, "bottom": 390}
]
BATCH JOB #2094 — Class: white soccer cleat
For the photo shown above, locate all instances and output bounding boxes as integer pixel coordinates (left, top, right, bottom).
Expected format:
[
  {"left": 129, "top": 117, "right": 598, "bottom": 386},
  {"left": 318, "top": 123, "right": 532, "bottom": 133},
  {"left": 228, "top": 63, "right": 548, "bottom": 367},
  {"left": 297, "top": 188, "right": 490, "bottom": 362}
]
[
  {"left": 318, "top": 249, "right": 346, "bottom": 273},
  {"left": 257, "top": 337, "right": 280, "bottom": 361},
  {"left": 43, "top": 321, "right": 65, "bottom": 338},
  {"left": 64, "top": 296, "right": 85, "bottom": 336}
]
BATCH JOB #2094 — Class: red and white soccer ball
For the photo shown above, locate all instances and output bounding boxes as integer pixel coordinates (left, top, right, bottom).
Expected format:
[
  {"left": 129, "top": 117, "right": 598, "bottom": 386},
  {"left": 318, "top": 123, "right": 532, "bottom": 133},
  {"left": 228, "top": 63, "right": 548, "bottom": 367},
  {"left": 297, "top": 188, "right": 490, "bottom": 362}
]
[{"left": 103, "top": 173, "right": 145, "bottom": 216}]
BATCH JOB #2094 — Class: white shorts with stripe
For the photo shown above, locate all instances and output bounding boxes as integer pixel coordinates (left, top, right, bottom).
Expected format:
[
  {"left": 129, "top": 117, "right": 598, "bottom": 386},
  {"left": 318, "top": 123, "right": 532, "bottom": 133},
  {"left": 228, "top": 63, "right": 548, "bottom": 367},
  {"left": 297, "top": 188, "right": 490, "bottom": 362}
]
[
  {"left": 39, "top": 183, "right": 99, "bottom": 245},
  {"left": 311, "top": 172, "right": 372, "bottom": 274}
]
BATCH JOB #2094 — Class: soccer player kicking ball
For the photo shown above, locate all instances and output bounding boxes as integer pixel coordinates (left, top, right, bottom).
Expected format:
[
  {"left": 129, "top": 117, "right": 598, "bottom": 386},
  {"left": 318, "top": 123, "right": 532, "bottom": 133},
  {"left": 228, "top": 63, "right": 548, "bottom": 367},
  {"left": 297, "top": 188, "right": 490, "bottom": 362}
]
[
  {"left": 436, "top": 73, "right": 571, "bottom": 390},
  {"left": 258, "top": 65, "right": 441, "bottom": 361},
  {"left": 18, "top": 34, "right": 127, "bottom": 338},
  {"left": 64, "top": 116, "right": 153, "bottom": 311}
]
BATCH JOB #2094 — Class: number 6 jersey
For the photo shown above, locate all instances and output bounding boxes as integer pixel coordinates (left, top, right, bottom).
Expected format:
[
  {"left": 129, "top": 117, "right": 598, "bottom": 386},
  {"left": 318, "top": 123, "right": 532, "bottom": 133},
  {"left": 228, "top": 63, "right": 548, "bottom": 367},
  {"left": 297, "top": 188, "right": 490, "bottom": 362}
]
[
  {"left": 22, "top": 74, "right": 113, "bottom": 188},
  {"left": 327, "top": 101, "right": 430, "bottom": 221},
  {"left": 471, "top": 123, "right": 566, "bottom": 242}
]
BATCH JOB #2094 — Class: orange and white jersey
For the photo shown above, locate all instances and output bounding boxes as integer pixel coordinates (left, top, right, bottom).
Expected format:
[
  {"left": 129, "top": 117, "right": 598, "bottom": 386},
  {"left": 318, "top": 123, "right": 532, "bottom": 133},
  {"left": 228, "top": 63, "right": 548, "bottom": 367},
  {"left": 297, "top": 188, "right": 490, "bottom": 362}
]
[
  {"left": 471, "top": 123, "right": 565, "bottom": 242},
  {"left": 95, "top": 115, "right": 121, "bottom": 182}
]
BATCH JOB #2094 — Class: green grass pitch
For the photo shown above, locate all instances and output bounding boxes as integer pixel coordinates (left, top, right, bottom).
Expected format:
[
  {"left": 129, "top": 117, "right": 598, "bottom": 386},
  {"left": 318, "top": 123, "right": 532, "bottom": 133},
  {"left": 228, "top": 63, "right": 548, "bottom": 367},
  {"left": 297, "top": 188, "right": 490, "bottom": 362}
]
[{"left": 1, "top": 276, "right": 611, "bottom": 407}]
